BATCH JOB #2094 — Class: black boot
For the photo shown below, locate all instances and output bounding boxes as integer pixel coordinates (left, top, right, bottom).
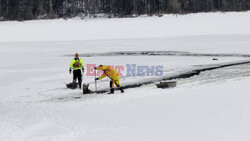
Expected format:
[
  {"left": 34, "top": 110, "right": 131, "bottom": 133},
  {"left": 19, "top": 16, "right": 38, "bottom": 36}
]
[
  {"left": 108, "top": 88, "right": 114, "bottom": 94},
  {"left": 120, "top": 87, "right": 124, "bottom": 93}
]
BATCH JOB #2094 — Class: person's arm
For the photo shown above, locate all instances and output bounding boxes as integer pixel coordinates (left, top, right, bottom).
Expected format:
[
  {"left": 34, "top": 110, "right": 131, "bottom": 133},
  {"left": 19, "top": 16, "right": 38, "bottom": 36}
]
[{"left": 97, "top": 73, "right": 107, "bottom": 80}]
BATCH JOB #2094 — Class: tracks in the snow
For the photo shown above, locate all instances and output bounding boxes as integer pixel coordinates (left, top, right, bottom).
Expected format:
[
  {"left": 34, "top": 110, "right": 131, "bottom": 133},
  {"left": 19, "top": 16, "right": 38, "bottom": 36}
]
[
  {"left": 92, "top": 60, "right": 250, "bottom": 94},
  {"left": 52, "top": 59, "right": 250, "bottom": 101},
  {"left": 65, "top": 51, "right": 250, "bottom": 58},
  {"left": 125, "top": 60, "right": 250, "bottom": 88},
  {"left": 65, "top": 51, "right": 250, "bottom": 94}
]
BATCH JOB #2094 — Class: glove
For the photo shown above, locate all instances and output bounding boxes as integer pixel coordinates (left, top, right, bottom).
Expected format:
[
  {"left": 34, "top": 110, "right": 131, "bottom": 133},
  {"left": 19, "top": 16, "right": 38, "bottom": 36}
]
[
  {"left": 69, "top": 69, "right": 72, "bottom": 74},
  {"left": 82, "top": 68, "right": 84, "bottom": 72},
  {"left": 95, "top": 78, "right": 98, "bottom": 81},
  {"left": 94, "top": 67, "right": 97, "bottom": 70}
]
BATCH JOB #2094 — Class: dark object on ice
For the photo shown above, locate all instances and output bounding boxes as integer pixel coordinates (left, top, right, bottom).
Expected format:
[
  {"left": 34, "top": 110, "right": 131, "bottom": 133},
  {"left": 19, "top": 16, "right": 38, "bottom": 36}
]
[
  {"left": 108, "top": 88, "right": 114, "bottom": 94},
  {"left": 82, "top": 83, "right": 122, "bottom": 94},
  {"left": 156, "top": 81, "right": 177, "bottom": 89},
  {"left": 213, "top": 58, "right": 219, "bottom": 61},
  {"left": 82, "top": 83, "right": 93, "bottom": 94},
  {"left": 120, "top": 87, "right": 124, "bottom": 93},
  {"left": 66, "top": 82, "right": 78, "bottom": 89}
]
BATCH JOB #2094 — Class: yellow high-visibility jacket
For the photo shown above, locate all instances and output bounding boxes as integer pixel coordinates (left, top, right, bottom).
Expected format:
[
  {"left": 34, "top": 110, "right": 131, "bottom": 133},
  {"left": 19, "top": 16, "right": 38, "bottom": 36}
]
[
  {"left": 69, "top": 58, "right": 84, "bottom": 70},
  {"left": 97, "top": 65, "right": 120, "bottom": 81}
]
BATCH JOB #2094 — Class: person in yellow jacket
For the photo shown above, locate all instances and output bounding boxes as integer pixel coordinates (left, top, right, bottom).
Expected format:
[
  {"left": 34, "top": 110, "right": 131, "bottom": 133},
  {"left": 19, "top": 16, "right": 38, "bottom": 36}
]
[
  {"left": 95, "top": 65, "right": 124, "bottom": 94},
  {"left": 69, "top": 53, "right": 84, "bottom": 88}
]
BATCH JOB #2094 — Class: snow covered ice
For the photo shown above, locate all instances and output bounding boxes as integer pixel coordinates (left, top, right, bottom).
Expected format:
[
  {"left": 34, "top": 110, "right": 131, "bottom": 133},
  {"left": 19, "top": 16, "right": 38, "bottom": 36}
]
[{"left": 1, "top": 12, "right": 250, "bottom": 141}]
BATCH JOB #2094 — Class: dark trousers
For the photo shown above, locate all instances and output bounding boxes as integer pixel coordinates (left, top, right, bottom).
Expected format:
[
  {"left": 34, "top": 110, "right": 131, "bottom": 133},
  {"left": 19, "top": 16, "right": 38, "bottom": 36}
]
[{"left": 73, "top": 69, "right": 82, "bottom": 87}]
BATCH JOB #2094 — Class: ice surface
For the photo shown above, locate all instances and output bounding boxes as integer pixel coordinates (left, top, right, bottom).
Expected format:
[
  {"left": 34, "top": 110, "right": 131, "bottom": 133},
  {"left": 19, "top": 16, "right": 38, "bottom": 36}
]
[{"left": 1, "top": 12, "right": 250, "bottom": 141}]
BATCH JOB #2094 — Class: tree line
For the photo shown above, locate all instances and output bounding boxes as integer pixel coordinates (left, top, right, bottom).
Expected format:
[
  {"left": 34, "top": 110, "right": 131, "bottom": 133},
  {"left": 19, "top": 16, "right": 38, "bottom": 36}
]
[{"left": 0, "top": 0, "right": 250, "bottom": 21}]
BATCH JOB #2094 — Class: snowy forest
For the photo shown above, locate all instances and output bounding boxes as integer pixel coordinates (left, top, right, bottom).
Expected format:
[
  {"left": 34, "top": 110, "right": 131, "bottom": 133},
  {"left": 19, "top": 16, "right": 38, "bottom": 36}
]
[{"left": 0, "top": 0, "right": 250, "bottom": 20}]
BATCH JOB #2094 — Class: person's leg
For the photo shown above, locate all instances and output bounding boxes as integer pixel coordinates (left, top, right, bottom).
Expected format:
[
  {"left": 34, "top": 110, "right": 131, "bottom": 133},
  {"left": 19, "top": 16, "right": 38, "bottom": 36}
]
[
  {"left": 73, "top": 70, "right": 77, "bottom": 83},
  {"left": 115, "top": 81, "right": 124, "bottom": 93},
  {"left": 115, "top": 81, "right": 122, "bottom": 87},
  {"left": 76, "top": 69, "right": 82, "bottom": 88},
  {"left": 109, "top": 80, "right": 115, "bottom": 94}
]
